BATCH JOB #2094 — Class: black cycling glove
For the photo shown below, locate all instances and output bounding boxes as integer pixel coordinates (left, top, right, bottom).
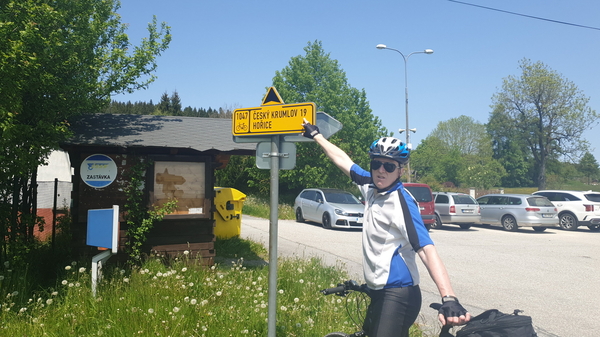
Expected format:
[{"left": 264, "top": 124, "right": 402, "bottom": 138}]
[
  {"left": 438, "top": 297, "right": 468, "bottom": 318},
  {"left": 303, "top": 122, "right": 320, "bottom": 139}
]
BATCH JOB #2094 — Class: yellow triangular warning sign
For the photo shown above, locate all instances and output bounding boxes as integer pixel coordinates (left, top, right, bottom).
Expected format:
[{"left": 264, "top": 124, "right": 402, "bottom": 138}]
[{"left": 262, "top": 87, "right": 284, "bottom": 106}]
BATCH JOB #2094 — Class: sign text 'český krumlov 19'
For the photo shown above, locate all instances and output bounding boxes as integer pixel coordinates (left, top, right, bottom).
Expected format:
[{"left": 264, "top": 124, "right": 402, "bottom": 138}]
[{"left": 232, "top": 87, "right": 316, "bottom": 136}]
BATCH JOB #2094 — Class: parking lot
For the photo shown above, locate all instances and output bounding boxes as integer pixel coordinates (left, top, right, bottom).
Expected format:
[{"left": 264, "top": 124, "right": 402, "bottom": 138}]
[{"left": 241, "top": 216, "right": 600, "bottom": 337}]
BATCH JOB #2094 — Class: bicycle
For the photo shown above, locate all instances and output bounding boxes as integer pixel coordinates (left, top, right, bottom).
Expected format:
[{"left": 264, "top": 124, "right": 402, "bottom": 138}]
[
  {"left": 320, "top": 280, "right": 371, "bottom": 337},
  {"left": 320, "top": 281, "right": 453, "bottom": 337}
]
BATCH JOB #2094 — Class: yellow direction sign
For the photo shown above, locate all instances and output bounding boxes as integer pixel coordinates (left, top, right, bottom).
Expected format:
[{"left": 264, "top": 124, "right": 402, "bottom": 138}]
[
  {"left": 233, "top": 87, "right": 316, "bottom": 136},
  {"left": 233, "top": 103, "right": 316, "bottom": 136}
]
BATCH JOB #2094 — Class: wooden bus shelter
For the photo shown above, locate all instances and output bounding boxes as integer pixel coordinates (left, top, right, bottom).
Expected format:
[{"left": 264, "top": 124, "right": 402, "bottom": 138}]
[{"left": 60, "top": 113, "right": 254, "bottom": 266}]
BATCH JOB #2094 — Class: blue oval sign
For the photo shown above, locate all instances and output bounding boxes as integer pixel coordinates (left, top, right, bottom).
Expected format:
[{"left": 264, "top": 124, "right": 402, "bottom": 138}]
[{"left": 80, "top": 154, "right": 118, "bottom": 188}]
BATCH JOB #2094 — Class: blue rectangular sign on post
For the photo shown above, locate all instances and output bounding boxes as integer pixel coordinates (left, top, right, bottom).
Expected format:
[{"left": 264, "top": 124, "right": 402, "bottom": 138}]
[{"left": 87, "top": 206, "right": 119, "bottom": 253}]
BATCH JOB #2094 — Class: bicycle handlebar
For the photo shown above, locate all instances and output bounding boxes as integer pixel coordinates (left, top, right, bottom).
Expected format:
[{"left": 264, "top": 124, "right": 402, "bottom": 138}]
[
  {"left": 320, "top": 285, "right": 347, "bottom": 295},
  {"left": 320, "top": 280, "right": 368, "bottom": 296}
]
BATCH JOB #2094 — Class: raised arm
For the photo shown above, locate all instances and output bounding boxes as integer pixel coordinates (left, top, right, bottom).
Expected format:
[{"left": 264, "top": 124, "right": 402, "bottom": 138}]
[{"left": 303, "top": 121, "right": 354, "bottom": 177}]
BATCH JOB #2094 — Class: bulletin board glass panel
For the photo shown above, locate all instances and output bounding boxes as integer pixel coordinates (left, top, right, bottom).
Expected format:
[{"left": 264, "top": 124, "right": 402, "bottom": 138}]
[{"left": 152, "top": 161, "right": 206, "bottom": 216}]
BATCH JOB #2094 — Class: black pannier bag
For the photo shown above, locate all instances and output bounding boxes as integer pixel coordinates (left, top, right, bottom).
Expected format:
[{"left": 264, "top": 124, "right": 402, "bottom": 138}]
[{"left": 455, "top": 309, "right": 537, "bottom": 337}]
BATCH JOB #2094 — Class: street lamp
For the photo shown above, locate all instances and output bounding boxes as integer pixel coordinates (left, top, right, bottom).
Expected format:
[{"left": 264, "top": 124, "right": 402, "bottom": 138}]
[{"left": 376, "top": 44, "right": 433, "bottom": 182}]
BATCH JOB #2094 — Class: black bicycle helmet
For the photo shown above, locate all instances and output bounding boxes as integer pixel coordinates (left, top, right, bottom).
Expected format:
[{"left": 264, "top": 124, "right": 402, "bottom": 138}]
[{"left": 368, "top": 137, "right": 410, "bottom": 164}]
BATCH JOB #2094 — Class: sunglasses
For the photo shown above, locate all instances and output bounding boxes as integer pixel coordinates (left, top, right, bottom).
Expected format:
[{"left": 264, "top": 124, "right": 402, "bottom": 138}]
[{"left": 370, "top": 160, "right": 400, "bottom": 173}]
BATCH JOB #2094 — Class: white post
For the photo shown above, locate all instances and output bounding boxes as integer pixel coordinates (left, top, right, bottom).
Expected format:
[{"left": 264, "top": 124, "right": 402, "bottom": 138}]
[{"left": 91, "top": 250, "right": 113, "bottom": 297}]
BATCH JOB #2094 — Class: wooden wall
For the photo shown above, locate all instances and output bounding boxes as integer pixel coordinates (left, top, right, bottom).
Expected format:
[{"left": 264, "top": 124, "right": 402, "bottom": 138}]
[{"left": 69, "top": 150, "right": 216, "bottom": 266}]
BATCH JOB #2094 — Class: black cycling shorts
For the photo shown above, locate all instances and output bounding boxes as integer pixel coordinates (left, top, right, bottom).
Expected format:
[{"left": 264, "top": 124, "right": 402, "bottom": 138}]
[{"left": 362, "top": 285, "right": 422, "bottom": 337}]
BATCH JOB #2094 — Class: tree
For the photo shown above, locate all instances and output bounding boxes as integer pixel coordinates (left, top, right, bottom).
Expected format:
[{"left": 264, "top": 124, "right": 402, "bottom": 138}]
[
  {"left": 413, "top": 117, "right": 505, "bottom": 188},
  {"left": 489, "top": 59, "right": 598, "bottom": 189},
  {"left": 273, "top": 41, "right": 389, "bottom": 192},
  {"left": 157, "top": 92, "right": 171, "bottom": 114},
  {"left": 430, "top": 115, "right": 491, "bottom": 156},
  {"left": 578, "top": 152, "right": 600, "bottom": 185},
  {"left": 217, "top": 41, "right": 389, "bottom": 195},
  {"left": 0, "top": 0, "right": 171, "bottom": 260}
]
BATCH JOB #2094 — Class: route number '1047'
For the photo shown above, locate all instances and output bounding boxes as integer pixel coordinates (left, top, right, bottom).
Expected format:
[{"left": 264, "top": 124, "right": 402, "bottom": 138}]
[{"left": 232, "top": 102, "right": 316, "bottom": 137}]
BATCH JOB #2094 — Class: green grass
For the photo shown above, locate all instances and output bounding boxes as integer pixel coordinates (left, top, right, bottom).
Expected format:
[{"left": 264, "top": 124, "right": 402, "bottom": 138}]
[
  {"left": 242, "top": 195, "right": 295, "bottom": 220},
  {"left": 0, "top": 238, "right": 426, "bottom": 337}
]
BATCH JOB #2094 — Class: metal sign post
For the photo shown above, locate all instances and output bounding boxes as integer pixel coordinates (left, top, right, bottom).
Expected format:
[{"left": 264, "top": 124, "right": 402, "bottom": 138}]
[
  {"left": 232, "top": 87, "right": 342, "bottom": 337},
  {"left": 267, "top": 135, "right": 280, "bottom": 337}
]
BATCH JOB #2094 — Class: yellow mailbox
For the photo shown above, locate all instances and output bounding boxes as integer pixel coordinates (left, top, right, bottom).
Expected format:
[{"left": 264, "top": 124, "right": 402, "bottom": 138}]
[{"left": 213, "top": 187, "right": 246, "bottom": 239}]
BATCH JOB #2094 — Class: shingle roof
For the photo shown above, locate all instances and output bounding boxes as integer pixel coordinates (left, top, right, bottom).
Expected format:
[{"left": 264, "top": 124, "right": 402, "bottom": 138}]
[{"left": 63, "top": 113, "right": 255, "bottom": 154}]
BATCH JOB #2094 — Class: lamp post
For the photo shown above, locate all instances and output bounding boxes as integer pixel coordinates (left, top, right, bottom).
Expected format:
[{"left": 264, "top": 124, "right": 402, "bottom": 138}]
[{"left": 376, "top": 44, "right": 433, "bottom": 182}]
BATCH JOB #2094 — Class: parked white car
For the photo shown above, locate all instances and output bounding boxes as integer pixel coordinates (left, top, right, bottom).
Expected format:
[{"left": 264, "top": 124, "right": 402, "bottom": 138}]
[
  {"left": 532, "top": 190, "right": 600, "bottom": 231},
  {"left": 294, "top": 188, "right": 364, "bottom": 229}
]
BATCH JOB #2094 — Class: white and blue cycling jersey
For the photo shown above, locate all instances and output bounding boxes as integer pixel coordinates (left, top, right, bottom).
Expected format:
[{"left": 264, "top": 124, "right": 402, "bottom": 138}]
[{"left": 350, "top": 164, "right": 434, "bottom": 290}]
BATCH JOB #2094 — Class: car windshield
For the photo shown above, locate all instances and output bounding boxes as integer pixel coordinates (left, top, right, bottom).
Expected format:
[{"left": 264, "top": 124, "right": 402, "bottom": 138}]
[
  {"left": 527, "top": 197, "right": 554, "bottom": 207},
  {"left": 452, "top": 195, "right": 476, "bottom": 204},
  {"left": 323, "top": 191, "right": 361, "bottom": 204},
  {"left": 584, "top": 193, "right": 600, "bottom": 202},
  {"left": 405, "top": 187, "right": 432, "bottom": 202}
]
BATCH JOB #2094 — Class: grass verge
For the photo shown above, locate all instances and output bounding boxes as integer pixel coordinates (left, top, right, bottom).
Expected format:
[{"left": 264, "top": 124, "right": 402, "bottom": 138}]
[
  {"left": 0, "top": 237, "right": 426, "bottom": 337},
  {"left": 242, "top": 195, "right": 295, "bottom": 220}
]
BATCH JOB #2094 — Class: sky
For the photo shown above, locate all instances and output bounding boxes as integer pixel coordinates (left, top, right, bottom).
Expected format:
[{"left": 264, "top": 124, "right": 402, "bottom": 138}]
[{"left": 114, "top": 0, "right": 600, "bottom": 162}]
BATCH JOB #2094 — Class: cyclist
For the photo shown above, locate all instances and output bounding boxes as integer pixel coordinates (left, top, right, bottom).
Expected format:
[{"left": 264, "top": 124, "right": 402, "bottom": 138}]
[{"left": 303, "top": 121, "right": 471, "bottom": 336}]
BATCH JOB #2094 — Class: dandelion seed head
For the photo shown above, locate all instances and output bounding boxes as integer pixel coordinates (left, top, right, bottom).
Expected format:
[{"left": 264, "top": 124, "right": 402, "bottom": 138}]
[
  {"left": 65, "top": 266, "right": 72, "bottom": 271},
  {"left": 294, "top": 298, "right": 299, "bottom": 303},
  {"left": 148, "top": 308, "right": 154, "bottom": 314},
  {"left": 78, "top": 267, "right": 86, "bottom": 273},
  {"left": 190, "top": 299, "right": 197, "bottom": 305}
]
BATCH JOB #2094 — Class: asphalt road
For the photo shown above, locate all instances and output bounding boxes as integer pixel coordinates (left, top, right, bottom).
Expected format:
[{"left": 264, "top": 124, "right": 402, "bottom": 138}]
[{"left": 240, "top": 215, "right": 600, "bottom": 337}]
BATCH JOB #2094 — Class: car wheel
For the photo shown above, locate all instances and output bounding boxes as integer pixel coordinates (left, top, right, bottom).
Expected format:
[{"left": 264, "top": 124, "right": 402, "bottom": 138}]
[
  {"left": 322, "top": 213, "right": 332, "bottom": 229},
  {"left": 295, "top": 208, "right": 304, "bottom": 223},
  {"left": 559, "top": 213, "right": 578, "bottom": 231},
  {"left": 588, "top": 225, "right": 600, "bottom": 232},
  {"left": 501, "top": 215, "right": 518, "bottom": 231},
  {"left": 459, "top": 224, "right": 471, "bottom": 229},
  {"left": 533, "top": 227, "right": 547, "bottom": 232},
  {"left": 431, "top": 215, "right": 443, "bottom": 229}
]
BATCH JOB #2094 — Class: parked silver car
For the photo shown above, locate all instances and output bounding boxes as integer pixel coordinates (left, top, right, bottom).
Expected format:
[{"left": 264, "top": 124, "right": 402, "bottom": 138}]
[
  {"left": 476, "top": 194, "right": 559, "bottom": 232},
  {"left": 432, "top": 192, "right": 480, "bottom": 229},
  {"left": 294, "top": 188, "right": 364, "bottom": 229}
]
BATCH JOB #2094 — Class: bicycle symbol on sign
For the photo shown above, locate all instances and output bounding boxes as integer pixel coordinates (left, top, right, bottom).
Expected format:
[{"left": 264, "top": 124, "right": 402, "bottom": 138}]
[{"left": 235, "top": 122, "right": 248, "bottom": 132}]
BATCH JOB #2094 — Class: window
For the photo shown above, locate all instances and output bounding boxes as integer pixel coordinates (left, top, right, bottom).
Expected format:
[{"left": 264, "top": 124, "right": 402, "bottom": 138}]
[
  {"left": 584, "top": 193, "right": 600, "bottom": 202},
  {"left": 435, "top": 195, "right": 449, "bottom": 204},
  {"left": 528, "top": 197, "right": 554, "bottom": 207},
  {"left": 508, "top": 197, "right": 522, "bottom": 205},
  {"left": 453, "top": 195, "right": 476, "bottom": 204}
]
